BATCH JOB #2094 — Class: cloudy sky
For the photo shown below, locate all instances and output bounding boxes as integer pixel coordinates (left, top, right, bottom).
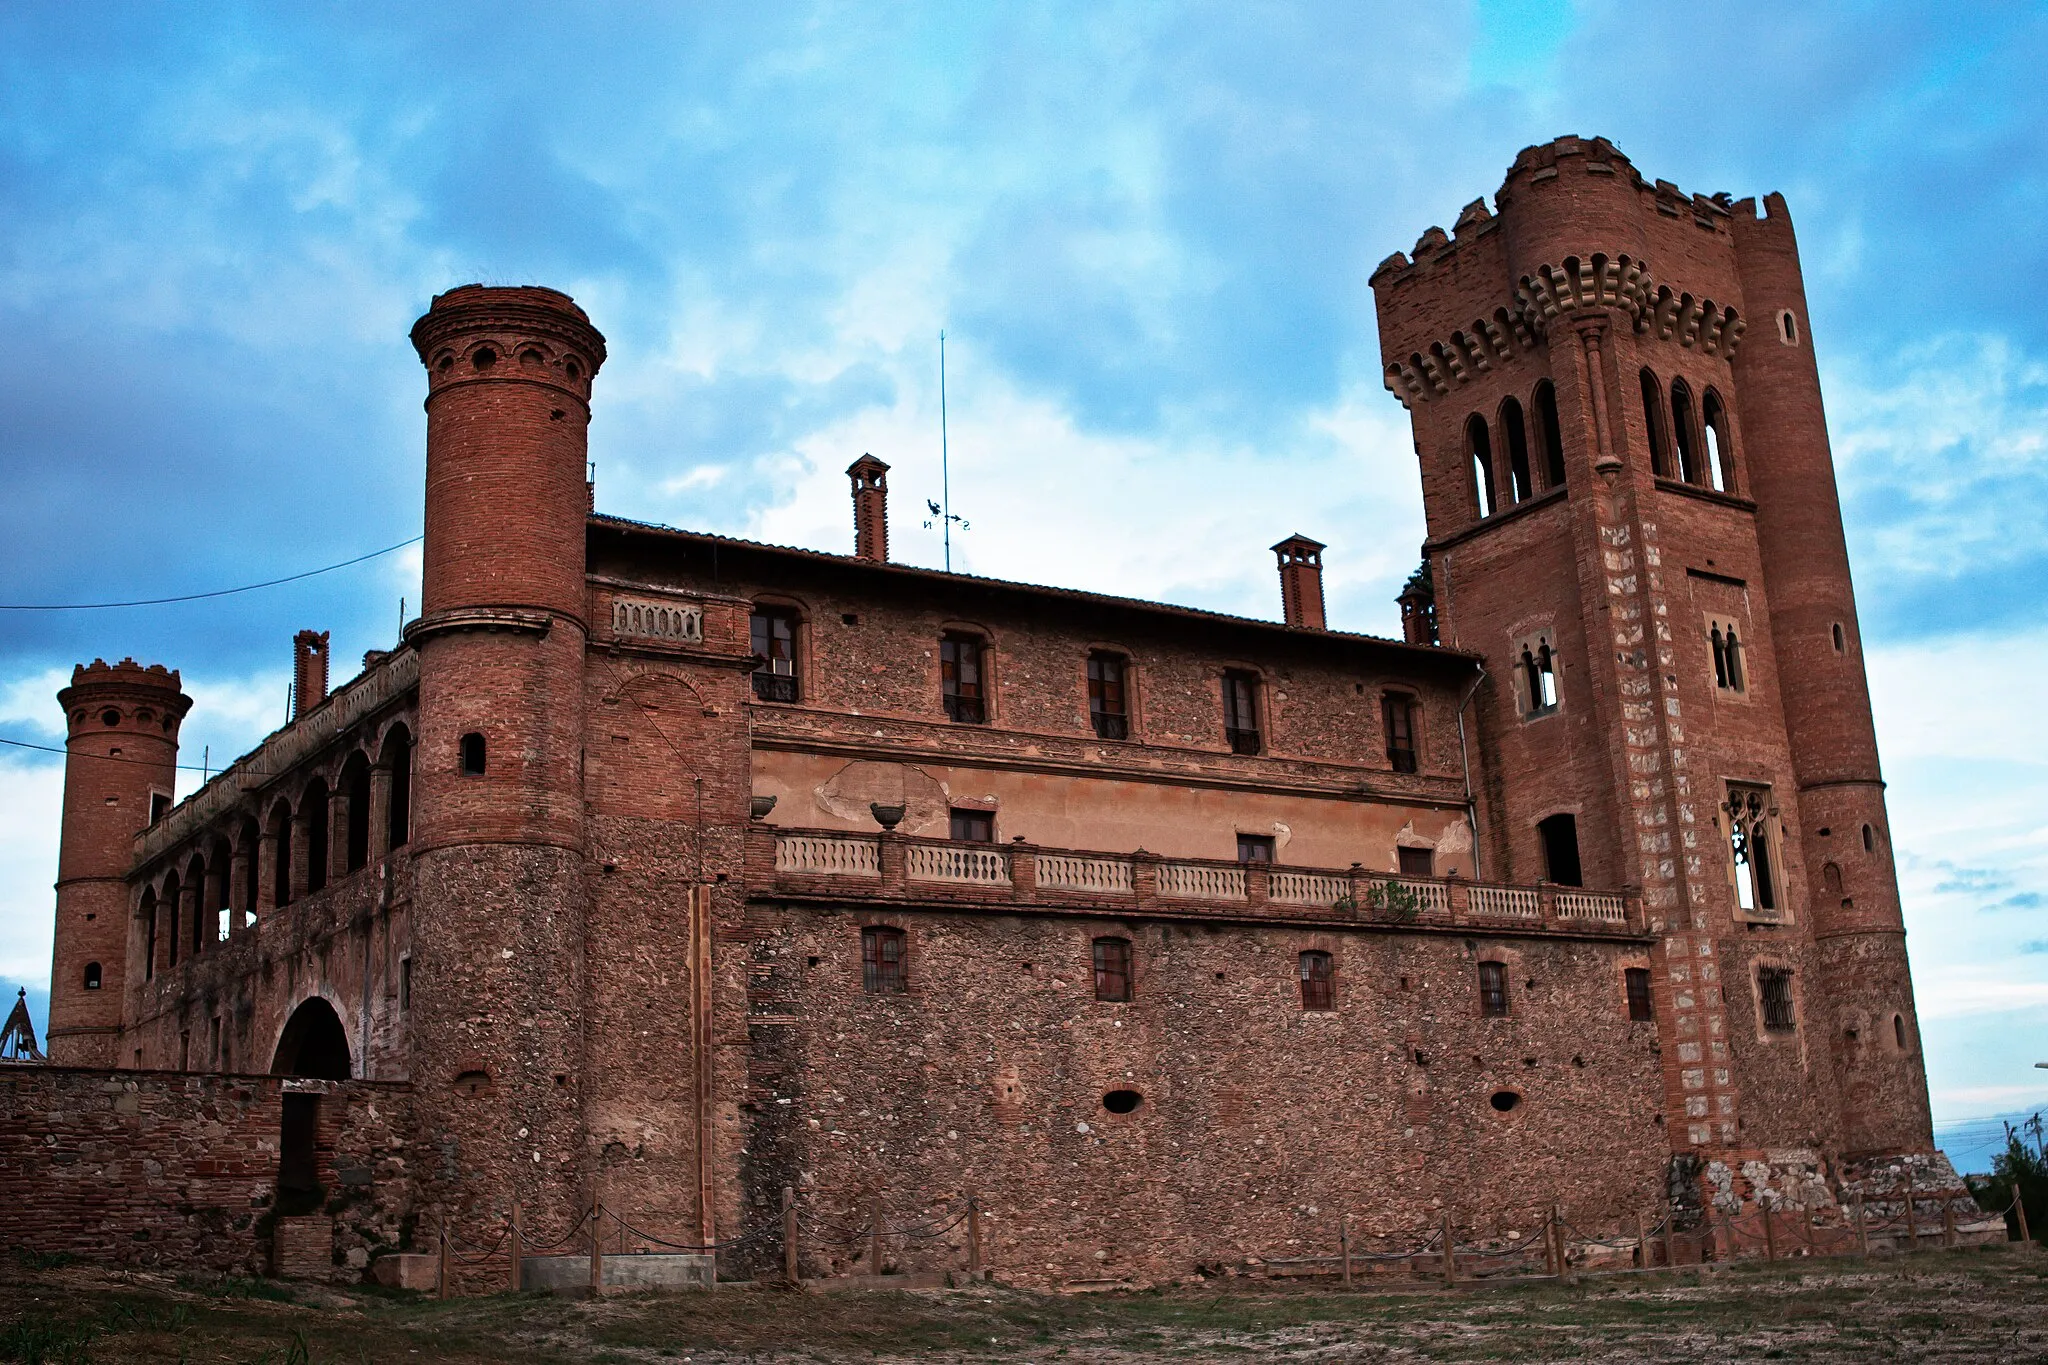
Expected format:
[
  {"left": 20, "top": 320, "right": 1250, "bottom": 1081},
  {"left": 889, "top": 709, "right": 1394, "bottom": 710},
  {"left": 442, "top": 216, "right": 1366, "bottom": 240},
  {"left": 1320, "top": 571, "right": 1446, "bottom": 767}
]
[{"left": 2, "top": 3, "right": 2045, "bottom": 1129}]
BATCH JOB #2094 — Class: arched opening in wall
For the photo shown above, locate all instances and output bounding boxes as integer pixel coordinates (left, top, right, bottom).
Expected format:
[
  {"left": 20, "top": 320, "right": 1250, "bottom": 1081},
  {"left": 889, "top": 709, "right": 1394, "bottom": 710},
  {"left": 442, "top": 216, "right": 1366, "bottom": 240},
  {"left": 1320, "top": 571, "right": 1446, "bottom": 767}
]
[
  {"left": 1862, "top": 824, "right": 1876, "bottom": 852},
  {"left": 1779, "top": 310, "right": 1798, "bottom": 345},
  {"left": 1822, "top": 862, "right": 1844, "bottom": 897},
  {"left": 341, "top": 752, "right": 371, "bottom": 873},
  {"left": 303, "top": 779, "right": 330, "bottom": 894},
  {"left": 1466, "top": 414, "right": 1496, "bottom": 519},
  {"left": 1670, "top": 379, "right": 1701, "bottom": 484},
  {"left": 1537, "top": 813, "right": 1583, "bottom": 887},
  {"left": 162, "top": 871, "right": 182, "bottom": 968},
  {"left": 237, "top": 816, "right": 260, "bottom": 930},
  {"left": 83, "top": 961, "right": 101, "bottom": 990},
  {"left": 207, "top": 836, "right": 233, "bottom": 945},
  {"left": 1102, "top": 1090, "right": 1143, "bottom": 1114},
  {"left": 1702, "top": 390, "right": 1733, "bottom": 493},
  {"left": 1894, "top": 1012, "right": 1909, "bottom": 1051},
  {"left": 1500, "top": 397, "right": 1533, "bottom": 504},
  {"left": 1832, "top": 623, "right": 1846, "bottom": 653},
  {"left": 269, "top": 801, "right": 294, "bottom": 908},
  {"left": 140, "top": 887, "right": 157, "bottom": 981},
  {"left": 1534, "top": 381, "right": 1566, "bottom": 488},
  {"left": 1640, "top": 368, "right": 1670, "bottom": 477},
  {"left": 272, "top": 996, "right": 352, "bottom": 1080},
  {"left": 183, "top": 856, "right": 209, "bottom": 958},
  {"left": 382, "top": 725, "right": 412, "bottom": 849}
]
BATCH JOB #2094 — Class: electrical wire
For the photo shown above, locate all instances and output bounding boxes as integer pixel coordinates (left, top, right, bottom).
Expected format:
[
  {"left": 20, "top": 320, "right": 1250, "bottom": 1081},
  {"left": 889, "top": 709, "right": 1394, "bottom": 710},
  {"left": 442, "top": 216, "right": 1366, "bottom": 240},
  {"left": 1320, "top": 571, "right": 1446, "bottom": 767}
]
[
  {"left": 0, "top": 735, "right": 218, "bottom": 772},
  {"left": 0, "top": 536, "right": 421, "bottom": 611}
]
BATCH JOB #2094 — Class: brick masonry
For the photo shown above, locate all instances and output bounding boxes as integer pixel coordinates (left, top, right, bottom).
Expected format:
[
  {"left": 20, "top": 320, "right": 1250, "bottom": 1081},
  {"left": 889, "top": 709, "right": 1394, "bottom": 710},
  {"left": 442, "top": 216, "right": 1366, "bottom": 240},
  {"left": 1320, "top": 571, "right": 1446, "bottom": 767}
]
[{"left": 21, "top": 135, "right": 1940, "bottom": 1287}]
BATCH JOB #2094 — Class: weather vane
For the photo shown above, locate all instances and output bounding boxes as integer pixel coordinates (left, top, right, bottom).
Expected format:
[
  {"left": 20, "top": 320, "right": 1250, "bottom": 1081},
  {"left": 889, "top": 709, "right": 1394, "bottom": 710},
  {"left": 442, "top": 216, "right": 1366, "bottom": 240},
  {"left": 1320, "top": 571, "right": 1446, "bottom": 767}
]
[{"left": 921, "top": 330, "right": 969, "bottom": 570}]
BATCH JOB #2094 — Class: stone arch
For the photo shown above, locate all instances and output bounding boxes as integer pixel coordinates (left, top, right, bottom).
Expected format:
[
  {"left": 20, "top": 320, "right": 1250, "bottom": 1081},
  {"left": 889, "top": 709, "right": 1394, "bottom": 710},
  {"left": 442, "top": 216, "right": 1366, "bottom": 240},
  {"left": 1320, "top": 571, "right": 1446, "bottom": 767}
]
[
  {"left": 340, "top": 749, "right": 372, "bottom": 873},
  {"left": 270, "top": 995, "right": 353, "bottom": 1079},
  {"left": 379, "top": 722, "right": 413, "bottom": 850},
  {"left": 303, "top": 776, "right": 330, "bottom": 893},
  {"left": 267, "top": 796, "right": 295, "bottom": 908},
  {"left": 597, "top": 671, "right": 706, "bottom": 821}
]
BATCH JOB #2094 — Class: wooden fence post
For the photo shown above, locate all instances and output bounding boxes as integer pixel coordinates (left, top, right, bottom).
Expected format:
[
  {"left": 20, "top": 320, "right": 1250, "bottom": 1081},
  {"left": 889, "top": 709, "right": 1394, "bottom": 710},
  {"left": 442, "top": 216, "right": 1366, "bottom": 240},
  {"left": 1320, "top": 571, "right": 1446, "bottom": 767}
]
[
  {"left": 589, "top": 1199, "right": 604, "bottom": 1297},
  {"left": 1716, "top": 1206, "right": 1734, "bottom": 1262},
  {"left": 783, "top": 1186, "right": 800, "bottom": 1287},
  {"left": 1339, "top": 1215, "right": 1352, "bottom": 1287},
  {"left": 1853, "top": 1190, "right": 1868, "bottom": 1257},
  {"left": 871, "top": 1195, "right": 886, "bottom": 1279},
  {"left": 2016, "top": 1189, "right": 2033, "bottom": 1246},
  {"left": 1543, "top": 1210, "right": 1558, "bottom": 1278},
  {"left": 509, "top": 1203, "right": 523, "bottom": 1294},
  {"left": 1555, "top": 1207, "right": 1576, "bottom": 1287},
  {"left": 1440, "top": 1211, "right": 1456, "bottom": 1288},
  {"left": 437, "top": 1220, "right": 451, "bottom": 1300},
  {"left": 1762, "top": 1202, "right": 1777, "bottom": 1262},
  {"left": 967, "top": 1191, "right": 983, "bottom": 1281}
]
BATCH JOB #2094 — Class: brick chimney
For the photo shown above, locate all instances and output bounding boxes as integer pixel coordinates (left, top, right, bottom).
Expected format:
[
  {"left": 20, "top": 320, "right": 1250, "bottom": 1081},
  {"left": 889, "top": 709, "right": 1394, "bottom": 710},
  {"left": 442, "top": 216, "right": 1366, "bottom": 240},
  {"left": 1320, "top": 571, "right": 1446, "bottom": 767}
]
[
  {"left": 292, "top": 629, "right": 330, "bottom": 719},
  {"left": 847, "top": 454, "right": 890, "bottom": 562},
  {"left": 1398, "top": 560, "right": 1437, "bottom": 645},
  {"left": 1271, "top": 534, "right": 1327, "bottom": 629}
]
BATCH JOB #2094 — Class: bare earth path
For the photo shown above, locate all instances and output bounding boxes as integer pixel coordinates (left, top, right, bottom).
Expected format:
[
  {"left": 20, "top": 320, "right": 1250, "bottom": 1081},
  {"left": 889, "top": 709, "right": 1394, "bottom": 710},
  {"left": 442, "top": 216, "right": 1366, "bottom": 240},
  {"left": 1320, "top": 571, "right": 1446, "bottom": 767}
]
[{"left": 6, "top": 1246, "right": 2047, "bottom": 1363}]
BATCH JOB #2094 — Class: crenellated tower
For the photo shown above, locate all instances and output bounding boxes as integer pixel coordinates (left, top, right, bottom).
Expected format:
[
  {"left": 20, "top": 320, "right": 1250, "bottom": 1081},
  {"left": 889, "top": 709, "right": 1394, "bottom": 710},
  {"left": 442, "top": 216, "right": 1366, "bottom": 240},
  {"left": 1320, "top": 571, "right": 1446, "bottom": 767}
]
[
  {"left": 49, "top": 659, "right": 190, "bottom": 1066},
  {"left": 1371, "top": 136, "right": 1931, "bottom": 1166},
  {"left": 405, "top": 286, "right": 606, "bottom": 1226}
]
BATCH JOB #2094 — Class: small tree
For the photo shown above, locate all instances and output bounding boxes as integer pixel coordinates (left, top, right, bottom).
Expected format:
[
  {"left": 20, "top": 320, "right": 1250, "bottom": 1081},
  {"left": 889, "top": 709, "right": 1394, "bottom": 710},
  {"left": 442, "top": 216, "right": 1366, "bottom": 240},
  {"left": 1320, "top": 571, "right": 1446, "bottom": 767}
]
[{"left": 1967, "top": 1113, "right": 2048, "bottom": 1242}]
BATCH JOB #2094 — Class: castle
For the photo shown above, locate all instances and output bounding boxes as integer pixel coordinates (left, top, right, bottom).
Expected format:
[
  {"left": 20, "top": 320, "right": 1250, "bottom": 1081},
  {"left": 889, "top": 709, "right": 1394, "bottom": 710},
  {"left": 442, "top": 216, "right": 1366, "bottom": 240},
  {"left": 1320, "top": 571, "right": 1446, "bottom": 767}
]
[{"left": 14, "top": 136, "right": 1952, "bottom": 1284}]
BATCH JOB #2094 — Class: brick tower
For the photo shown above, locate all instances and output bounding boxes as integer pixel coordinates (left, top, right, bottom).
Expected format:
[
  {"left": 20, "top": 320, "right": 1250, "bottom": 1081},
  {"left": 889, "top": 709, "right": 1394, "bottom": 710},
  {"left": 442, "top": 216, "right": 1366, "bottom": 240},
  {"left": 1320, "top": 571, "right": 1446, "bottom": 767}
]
[
  {"left": 406, "top": 286, "right": 606, "bottom": 1223},
  {"left": 48, "top": 659, "right": 190, "bottom": 1065},
  {"left": 1371, "top": 136, "right": 1932, "bottom": 1164}
]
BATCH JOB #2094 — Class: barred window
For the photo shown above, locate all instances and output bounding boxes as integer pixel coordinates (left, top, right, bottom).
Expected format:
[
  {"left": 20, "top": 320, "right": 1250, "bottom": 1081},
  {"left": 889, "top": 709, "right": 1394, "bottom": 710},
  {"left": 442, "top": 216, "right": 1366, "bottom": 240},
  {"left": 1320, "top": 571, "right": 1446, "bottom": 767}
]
[
  {"left": 750, "top": 608, "right": 800, "bottom": 703},
  {"left": 1478, "top": 960, "right": 1509, "bottom": 1017},
  {"left": 1222, "top": 671, "right": 1261, "bottom": 754},
  {"left": 1299, "top": 951, "right": 1334, "bottom": 1011},
  {"left": 862, "top": 926, "right": 907, "bottom": 994},
  {"left": 1093, "top": 937, "right": 1133, "bottom": 1002},
  {"left": 1624, "top": 967, "right": 1652, "bottom": 1022},
  {"left": 941, "top": 633, "right": 986, "bottom": 724},
  {"left": 1759, "top": 967, "right": 1796, "bottom": 1033},
  {"left": 1087, "top": 651, "right": 1129, "bottom": 740}
]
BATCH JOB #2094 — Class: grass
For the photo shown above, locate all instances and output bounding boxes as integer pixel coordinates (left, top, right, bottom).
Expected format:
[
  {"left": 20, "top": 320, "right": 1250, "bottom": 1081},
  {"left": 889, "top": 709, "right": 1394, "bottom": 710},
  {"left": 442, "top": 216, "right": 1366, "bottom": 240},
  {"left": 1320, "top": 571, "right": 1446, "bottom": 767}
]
[{"left": 3, "top": 1246, "right": 2048, "bottom": 1361}]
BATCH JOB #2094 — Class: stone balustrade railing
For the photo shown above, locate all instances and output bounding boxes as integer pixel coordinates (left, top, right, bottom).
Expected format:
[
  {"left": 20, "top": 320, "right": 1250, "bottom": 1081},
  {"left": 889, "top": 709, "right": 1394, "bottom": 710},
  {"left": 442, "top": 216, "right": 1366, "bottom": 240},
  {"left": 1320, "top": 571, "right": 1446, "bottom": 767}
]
[{"left": 751, "top": 825, "right": 1642, "bottom": 937}]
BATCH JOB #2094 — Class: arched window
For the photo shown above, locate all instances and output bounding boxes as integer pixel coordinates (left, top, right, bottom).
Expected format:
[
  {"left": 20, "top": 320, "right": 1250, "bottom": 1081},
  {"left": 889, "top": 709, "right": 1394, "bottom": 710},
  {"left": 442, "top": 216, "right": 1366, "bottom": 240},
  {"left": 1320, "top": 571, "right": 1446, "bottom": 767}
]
[
  {"left": 1702, "top": 390, "right": 1733, "bottom": 492},
  {"left": 188, "top": 856, "right": 210, "bottom": 957},
  {"left": 1534, "top": 382, "right": 1566, "bottom": 488},
  {"left": 459, "top": 732, "right": 486, "bottom": 776},
  {"left": 1822, "top": 862, "right": 1844, "bottom": 895},
  {"left": 269, "top": 802, "right": 294, "bottom": 909},
  {"left": 1538, "top": 813, "right": 1582, "bottom": 887},
  {"left": 1093, "top": 937, "right": 1134, "bottom": 1001},
  {"left": 1832, "top": 623, "right": 1846, "bottom": 653},
  {"left": 1670, "top": 380, "right": 1701, "bottom": 484},
  {"left": 1382, "top": 692, "right": 1418, "bottom": 773},
  {"left": 1862, "top": 824, "right": 1876, "bottom": 852},
  {"left": 1466, "top": 414, "right": 1496, "bottom": 519},
  {"left": 1500, "top": 398, "right": 1533, "bottom": 504},
  {"left": 1298, "top": 951, "right": 1334, "bottom": 1010},
  {"left": 1725, "top": 783, "right": 1779, "bottom": 916},
  {"left": 750, "top": 605, "right": 801, "bottom": 703},
  {"left": 861, "top": 926, "right": 907, "bottom": 994},
  {"left": 162, "top": 872, "right": 181, "bottom": 968},
  {"left": 1521, "top": 640, "right": 1559, "bottom": 714},
  {"left": 238, "top": 817, "right": 260, "bottom": 930},
  {"left": 382, "top": 725, "right": 412, "bottom": 850},
  {"left": 1640, "top": 369, "right": 1670, "bottom": 477},
  {"left": 1779, "top": 310, "right": 1798, "bottom": 345},
  {"left": 1893, "top": 1012, "right": 1909, "bottom": 1050},
  {"left": 342, "top": 752, "right": 371, "bottom": 873},
  {"left": 940, "top": 633, "right": 987, "bottom": 724},
  {"left": 84, "top": 961, "right": 102, "bottom": 990},
  {"left": 140, "top": 888, "right": 158, "bottom": 982}
]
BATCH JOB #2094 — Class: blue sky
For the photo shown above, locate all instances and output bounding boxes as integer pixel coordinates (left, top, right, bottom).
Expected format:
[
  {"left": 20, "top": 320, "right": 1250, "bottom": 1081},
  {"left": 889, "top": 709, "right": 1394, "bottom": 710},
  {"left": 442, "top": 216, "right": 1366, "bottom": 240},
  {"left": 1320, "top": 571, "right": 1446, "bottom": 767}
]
[{"left": 2, "top": 2, "right": 2046, "bottom": 1137}]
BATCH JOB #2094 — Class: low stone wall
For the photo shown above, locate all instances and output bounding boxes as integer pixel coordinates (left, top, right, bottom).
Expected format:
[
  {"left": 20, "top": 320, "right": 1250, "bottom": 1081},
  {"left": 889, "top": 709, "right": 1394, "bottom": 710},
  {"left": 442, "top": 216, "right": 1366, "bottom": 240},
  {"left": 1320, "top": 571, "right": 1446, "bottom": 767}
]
[{"left": 0, "top": 1066, "right": 413, "bottom": 1279}]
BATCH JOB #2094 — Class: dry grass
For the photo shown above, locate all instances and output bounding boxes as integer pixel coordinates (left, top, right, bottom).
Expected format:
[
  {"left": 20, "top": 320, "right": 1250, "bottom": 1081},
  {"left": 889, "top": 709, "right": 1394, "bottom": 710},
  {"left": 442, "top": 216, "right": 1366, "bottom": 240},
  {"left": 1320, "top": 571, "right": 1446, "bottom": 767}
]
[{"left": 5, "top": 1245, "right": 2048, "bottom": 1362}]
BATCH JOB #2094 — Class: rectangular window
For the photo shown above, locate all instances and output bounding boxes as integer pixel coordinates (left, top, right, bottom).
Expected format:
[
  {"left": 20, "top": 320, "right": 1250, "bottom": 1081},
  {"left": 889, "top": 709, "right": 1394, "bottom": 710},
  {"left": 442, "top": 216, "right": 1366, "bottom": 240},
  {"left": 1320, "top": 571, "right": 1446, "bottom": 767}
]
[
  {"left": 1382, "top": 693, "right": 1418, "bottom": 773},
  {"left": 1725, "top": 782, "right": 1780, "bottom": 916},
  {"left": 1759, "top": 967, "right": 1796, "bottom": 1033},
  {"left": 1538, "top": 813, "right": 1583, "bottom": 887},
  {"left": 1087, "top": 652, "right": 1129, "bottom": 740},
  {"left": 1093, "top": 937, "right": 1133, "bottom": 1002},
  {"left": 149, "top": 792, "right": 172, "bottom": 824},
  {"left": 1237, "top": 833, "right": 1275, "bottom": 863},
  {"left": 941, "top": 633, "right": 986, "bottom": 724},
  {"left": 1478, "top": 960, "right": 1509, "bottom": 1017},
  {"left": 1625, "top": 966, "right": 1653, "bottom": 1022},
  {"left": 1397, "top": 846, "right": 1434, "bottom": 878},
  {"left": 1222, "top": 671, "right": 1262, "bottom": 754},
  {"left": 1299, "top": 951, "right": 1334, "bottom": 1011},
  {"left": 750, "top": 608, "right": 800, "bottom": 703},
  {"left": 862, "top": 926, "right": 907, "bottom": 994},
  {"left": 949, "top": 809, "right": 994, "bottom": 842}
]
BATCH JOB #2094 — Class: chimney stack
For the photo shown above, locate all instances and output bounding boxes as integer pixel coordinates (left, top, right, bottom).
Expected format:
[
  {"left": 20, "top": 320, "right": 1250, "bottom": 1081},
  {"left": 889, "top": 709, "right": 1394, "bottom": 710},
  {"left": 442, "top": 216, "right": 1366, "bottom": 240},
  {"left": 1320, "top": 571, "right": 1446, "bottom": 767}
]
[
  {"left": 1398, "top": 561, "right": 1438, "bottom": 646},
  {"left": 847, "top": 454, "right": 890, "bottom": 561},
  {"left": 292, "top": 629, "right": 330, "bottom": 719},
  {"left": 1272, "top": 535, "right": 1327, "bottom": 630}
]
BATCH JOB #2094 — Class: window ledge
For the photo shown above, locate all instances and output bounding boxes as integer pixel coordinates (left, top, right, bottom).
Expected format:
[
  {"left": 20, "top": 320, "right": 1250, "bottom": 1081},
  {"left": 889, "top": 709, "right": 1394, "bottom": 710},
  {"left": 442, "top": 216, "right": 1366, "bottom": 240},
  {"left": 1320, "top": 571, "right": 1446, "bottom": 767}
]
[{"left": 1654, "top": 478, "right": 1756, "bottom": 512}]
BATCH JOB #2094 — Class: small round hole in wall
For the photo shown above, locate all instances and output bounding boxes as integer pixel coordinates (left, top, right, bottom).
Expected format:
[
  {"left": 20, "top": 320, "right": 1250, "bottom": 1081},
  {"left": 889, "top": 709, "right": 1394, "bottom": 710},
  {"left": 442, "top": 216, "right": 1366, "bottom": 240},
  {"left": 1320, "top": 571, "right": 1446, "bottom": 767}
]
[
  {"left": 453, "top": 1069, "right": 492, "bottom": 1096},
  {"left": 1102, "top": 1090, "right": 1142, "bottom": 1114},
  {"left": 100, "top": 708, "right": 121, "bottom": 726},
  {"left": 471, "top": 346, "right": 497, "bottom": 371},
  {"left": 1489, "top": 1091, "right": 1522, "bottom": 1113}
]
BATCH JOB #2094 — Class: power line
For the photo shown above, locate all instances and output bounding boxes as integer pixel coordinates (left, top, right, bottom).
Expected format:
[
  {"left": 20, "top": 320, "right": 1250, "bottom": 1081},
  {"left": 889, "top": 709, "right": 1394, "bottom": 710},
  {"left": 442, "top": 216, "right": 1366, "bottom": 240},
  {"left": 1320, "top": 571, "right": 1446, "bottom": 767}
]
[
  {"left": 0, "top": 536, "right": 422, "bottom": 611},
  {"left": 0, "top": 735, "right": 220, "bottom": 772}
]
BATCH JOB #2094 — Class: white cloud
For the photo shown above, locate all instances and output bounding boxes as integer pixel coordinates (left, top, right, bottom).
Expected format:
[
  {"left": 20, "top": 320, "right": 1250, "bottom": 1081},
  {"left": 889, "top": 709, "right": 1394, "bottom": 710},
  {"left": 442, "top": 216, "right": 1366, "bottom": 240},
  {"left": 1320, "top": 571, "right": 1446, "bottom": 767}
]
[
  {"left": 0, "top": 758, "right": 63, "bottom": 982},
  {"left": 0, "top": 666, "right": 74, "bottom": 740}
]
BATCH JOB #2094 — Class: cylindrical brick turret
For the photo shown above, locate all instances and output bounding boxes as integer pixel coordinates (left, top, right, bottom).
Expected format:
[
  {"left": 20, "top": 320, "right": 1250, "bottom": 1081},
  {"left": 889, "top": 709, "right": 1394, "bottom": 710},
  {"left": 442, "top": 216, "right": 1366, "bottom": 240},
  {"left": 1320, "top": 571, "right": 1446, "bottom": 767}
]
[
  {"left": 49, "top": 659, "right": 190, "bottom": 1065},
  {"left": 405, "top": 285, "right": 605, "bottom": 1228},
  {"left": 847, "top": 453, "right": 889, "bottom": 561},
  {"left": 1733, "top": 196, "right": 1929, "bottom": 1155}
]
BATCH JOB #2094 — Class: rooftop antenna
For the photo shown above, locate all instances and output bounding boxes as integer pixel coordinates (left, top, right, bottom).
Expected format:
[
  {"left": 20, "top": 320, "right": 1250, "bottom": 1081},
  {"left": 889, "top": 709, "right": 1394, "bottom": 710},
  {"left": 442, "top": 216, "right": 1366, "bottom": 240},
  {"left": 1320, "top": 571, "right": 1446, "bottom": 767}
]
[{"left": 923, "top": 331, "right": 970, "bottom": 568}]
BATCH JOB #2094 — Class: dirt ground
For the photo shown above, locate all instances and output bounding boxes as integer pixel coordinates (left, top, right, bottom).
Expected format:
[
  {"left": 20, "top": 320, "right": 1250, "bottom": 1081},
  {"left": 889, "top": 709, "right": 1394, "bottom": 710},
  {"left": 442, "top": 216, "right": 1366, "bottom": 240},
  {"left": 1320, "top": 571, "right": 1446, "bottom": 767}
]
[{"left": 5, "top": 1244, "right": 2048, "bottom": 1363}]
